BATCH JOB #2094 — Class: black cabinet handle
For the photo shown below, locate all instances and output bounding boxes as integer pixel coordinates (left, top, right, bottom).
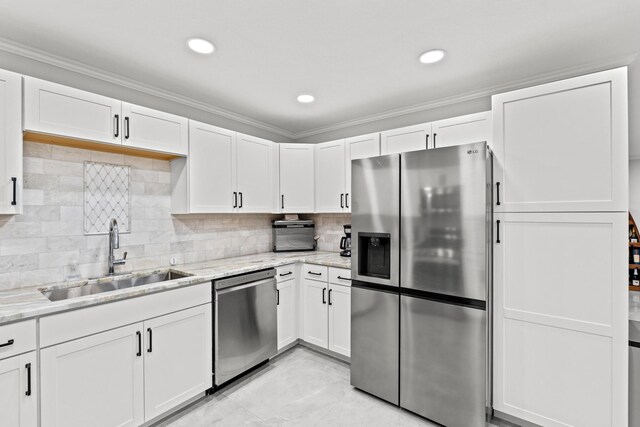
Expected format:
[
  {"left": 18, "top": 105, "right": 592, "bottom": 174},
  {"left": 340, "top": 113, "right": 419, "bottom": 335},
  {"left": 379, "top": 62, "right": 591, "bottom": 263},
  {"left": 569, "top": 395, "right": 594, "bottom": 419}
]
[
  {"left": 496, "top": 182, "right": 501, "bottom": 206},
  {"left": 0, "top": 339, "right": 14, "bottom": 348},
  {"left": 279, "top": 271, "right": 293, "bottom": 277},
  {"left": 11, "top": 177, "right": 17, "bottom": 206},
  {"left": 233, "top": 192, "right": 238, "bottom": 208},
  {"left": 496, "top": 220, "right": 501, "bottom": 244},
  {"left": 136, "top": 331, "right": 142, "bottom": 357},
  {"left": 25, "top": 363, "right": 31, "bottom": 396},
  {"left": 425, "top": 134, "right": 429, "bottom": 148},
  {"left": 281, "top": 195, "right": 284, "bottom": 210},
  {"left": 340, "top": 193, "right": 344, "bottom": 208},
  {"left": 124, "top": 117, "right": 130, "bottom": 140},
  {"left": 277, "top": 289, "right": 280, "bottom": 306},
  {"left": 322, "top": 288, "right": 326, "bottom": 304},
  {"left": 337, "top": 276, "right": 351, "bottom": 281},
  {"left": 433, "top": 133, "right": 437, "bottom": 148},
  {"left": 114, "top": 114, "right": 119, "bottom": 138},
  {"left": 308, "top": 271, "right": 322, "bottom": 276},
  {"left": 345, "top": 193, "right": 349, "bottom": 208},
  {"left": 328, "top": 289, "right": 333, "bottom": 305},
  {"left": 239, "top": 192, "right": 243, "bottom": 208},
  {"left": 147, "top": 328, "right": 152, "bottom": 353}
]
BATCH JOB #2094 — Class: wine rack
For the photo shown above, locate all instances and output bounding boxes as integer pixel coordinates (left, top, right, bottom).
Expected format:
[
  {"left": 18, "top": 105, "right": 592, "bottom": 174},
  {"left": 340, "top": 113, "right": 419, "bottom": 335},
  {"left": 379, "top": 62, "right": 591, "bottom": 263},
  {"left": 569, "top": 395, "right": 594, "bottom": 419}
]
[{"left": 630, "top": 213, "right": 640, "bottom": 291}]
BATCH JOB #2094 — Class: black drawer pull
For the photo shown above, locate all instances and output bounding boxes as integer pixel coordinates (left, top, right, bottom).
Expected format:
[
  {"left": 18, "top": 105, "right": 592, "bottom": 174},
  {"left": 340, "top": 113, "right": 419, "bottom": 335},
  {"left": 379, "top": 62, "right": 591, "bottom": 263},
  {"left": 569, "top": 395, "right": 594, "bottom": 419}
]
[
  {"left": 337, "top": 276, "right": 351, "bottom": 281},
  {"left": 114, "top": 114, "right": 119, "bottom": 138},
  {"left": 496, "top": 220, "right": 501, "bottom": 244},
  {"left": 308, "top": 271, "right": 322, "bottom": 276},
  {"left": 136, "top": 331, "right": 142, "bottom": 357},
  {"left": 25, "top": 363, "right": 31, "bottom": 396},
  {"left": 279, "top": 271, "right": 293, "bottom": 277},
  {"left": 147, "top": 328, "right": 153, "bottom": 353},
  {"left": 328, "top": 289, "right": 333, "bottom": 305},
  {"left": 277, "top": 289, "right": 280, "bottom": 305},
  {"left": 0, "top": 339, "right": 14, "bottom": 348},
  {"left": 496, "top": 182, "right": 501, "bottom": 206},
  {"left": 322, "top": 288, "right": 326, "bottom": 304},
  {"left": 11, "top": 177, "right": 17, "bottom": 206}
]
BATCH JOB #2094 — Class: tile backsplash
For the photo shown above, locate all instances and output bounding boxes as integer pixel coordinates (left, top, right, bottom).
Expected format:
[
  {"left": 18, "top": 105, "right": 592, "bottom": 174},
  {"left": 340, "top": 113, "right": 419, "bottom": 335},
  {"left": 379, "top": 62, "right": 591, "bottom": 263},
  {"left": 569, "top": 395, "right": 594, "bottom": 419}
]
[{"left": 0, "top": 142, "right": 349, "bottom": 291}]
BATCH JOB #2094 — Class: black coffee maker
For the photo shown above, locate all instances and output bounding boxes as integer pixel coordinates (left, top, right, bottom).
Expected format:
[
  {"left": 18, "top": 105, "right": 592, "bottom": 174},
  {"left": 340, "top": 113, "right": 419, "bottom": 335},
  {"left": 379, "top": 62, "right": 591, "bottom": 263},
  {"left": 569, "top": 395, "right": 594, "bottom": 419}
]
[{"left": 340, "top": 224, "right": 352, "bottom": 257}]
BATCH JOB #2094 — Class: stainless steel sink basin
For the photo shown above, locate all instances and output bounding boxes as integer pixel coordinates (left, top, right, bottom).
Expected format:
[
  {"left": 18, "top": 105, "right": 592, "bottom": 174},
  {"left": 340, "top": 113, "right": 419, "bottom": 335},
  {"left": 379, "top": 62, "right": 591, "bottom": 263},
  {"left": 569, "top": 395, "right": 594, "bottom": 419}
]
[{"left": 41, "top": 271, "right": 190, "bottom": 302}]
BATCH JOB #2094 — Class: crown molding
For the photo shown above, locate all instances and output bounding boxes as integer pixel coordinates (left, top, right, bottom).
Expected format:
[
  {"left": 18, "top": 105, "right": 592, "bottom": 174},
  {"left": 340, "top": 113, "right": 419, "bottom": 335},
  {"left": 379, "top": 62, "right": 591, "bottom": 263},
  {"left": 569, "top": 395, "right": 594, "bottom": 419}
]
[
  {"left": 0, "top": 37, "right": 297, "bottom": 139},
  {"left": 291, "top": 54, "right": 638, "bottom": 140},
  {"left": 0, "top": 37, "right": 635, "bottom": 142}
]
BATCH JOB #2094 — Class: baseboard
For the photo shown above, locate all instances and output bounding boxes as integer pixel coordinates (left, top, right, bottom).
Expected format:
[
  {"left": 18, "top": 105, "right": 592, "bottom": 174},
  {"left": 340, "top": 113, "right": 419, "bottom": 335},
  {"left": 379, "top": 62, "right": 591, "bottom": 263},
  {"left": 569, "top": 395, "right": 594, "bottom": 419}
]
[
  {"left": 492, "top": 409, "right": 543, "bottom": 427},
  {"left": 297, "top": 339, "right": 351, "bottom": 363}
]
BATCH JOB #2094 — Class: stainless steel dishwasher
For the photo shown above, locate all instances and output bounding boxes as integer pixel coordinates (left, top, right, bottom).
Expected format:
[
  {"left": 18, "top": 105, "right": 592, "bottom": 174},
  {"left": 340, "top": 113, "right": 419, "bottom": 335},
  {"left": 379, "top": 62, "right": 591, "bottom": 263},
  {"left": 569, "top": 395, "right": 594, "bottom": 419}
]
[{"left": 213, "top": 268, "right": 277, "bottom": 387}]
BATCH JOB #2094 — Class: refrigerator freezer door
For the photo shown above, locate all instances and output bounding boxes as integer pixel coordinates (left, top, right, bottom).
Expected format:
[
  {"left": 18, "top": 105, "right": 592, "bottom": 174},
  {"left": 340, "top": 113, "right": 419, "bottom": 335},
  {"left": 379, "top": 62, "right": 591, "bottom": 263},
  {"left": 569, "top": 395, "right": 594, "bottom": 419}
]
[
  {"left": 400, "top": 294, "right": 487, "bottom": 427},
  {"left": 350, "top": 285, "right": 399, "bottom": 405},
  {"left": 401, "top": 141, "right": 490, "bottom": 301},
  {"left": 351, "top": 154, "right": 400, "bottom": 287}
]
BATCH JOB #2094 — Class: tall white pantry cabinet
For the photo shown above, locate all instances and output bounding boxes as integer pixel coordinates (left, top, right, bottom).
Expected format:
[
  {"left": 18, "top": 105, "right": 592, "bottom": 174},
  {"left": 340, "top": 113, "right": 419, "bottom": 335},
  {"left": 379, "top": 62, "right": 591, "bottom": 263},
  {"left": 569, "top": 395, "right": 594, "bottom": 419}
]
[{"left": 491, "top": 67, "right": 628, "bottom": 427}]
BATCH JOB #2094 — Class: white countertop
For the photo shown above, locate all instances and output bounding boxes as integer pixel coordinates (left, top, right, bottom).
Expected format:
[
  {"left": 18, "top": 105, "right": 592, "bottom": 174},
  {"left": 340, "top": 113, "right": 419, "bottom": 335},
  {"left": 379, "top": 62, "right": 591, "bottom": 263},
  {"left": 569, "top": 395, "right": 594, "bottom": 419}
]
[{"left": 0, "top": 251, "right": 350, "bottom": 325}]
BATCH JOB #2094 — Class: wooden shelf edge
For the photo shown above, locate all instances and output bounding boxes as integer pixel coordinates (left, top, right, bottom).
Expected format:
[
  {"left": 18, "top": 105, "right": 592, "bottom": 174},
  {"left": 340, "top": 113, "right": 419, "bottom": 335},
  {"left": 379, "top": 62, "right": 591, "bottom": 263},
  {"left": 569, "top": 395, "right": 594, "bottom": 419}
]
[
  {"left": 23, "top": 131, "right": 183, "bottom": 161},
  {"left": 630, "top": 285, "right": 640, "bottom": 292}
]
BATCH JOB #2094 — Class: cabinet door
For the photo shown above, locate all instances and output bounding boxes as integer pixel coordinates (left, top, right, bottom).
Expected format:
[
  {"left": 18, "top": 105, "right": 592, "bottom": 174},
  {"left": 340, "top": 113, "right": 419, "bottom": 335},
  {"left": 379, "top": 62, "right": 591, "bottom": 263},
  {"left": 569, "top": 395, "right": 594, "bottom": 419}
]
[
  {"left": 380, "top": 122, "right": 431, "bottom": 154},
  {"left": 431, "top": 111, "right": 490, "bottom": 149},
  {"left": 302, "top": 278, "right": 328, "bottom": 348},
  {"left": 493, "top": 212, "right": 626, "bottom": 427},
  {"left": 236, "top": 133, "right": 275, "bottom": 212},
  {"left": 0, "top": 69, "right": 22, "bottom": 215},
  {"left": 279, "top": 144, "right": 315, "bottom": 212},
  {"left": 121, "top": 102, "right": 188, "bottom": 155},
  {"left": 314, "top": 140, "right": 346, "bottom": 213},
  {"left": 188, "top": 121, "right": 237, "bottom": 213},
  {"left": 492, "top": 67, "right": 627, "bottom": 213},
  {"left": 277, "top": 279, "right": 297, "bottom": 350},
  {"left": 144, "top": 304, "right": 212, "bottom": 422},
  {"left": 345, "top": 133, "right": 380, "bottom": 208},
  {"left": 23, "top": 76, "right": 121, "bottom": 145},
  {"left": 40, "top": 323, "right": 144, "bottom": 427},
  {"left": 328, "top": 283, "right": 351, "bottom": 357},
  {"left": 0, "top": 352, "right": 37, "bottom": 427}
]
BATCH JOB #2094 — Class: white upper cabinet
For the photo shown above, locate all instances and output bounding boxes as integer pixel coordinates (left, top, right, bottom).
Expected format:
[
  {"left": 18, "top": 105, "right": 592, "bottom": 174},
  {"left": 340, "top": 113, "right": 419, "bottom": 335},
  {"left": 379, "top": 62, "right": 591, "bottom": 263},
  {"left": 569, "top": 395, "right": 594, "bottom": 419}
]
[
  {"left": 279, "top": 143, "right": 315, "bottom": 213},
  {"left": 236, "top": 133, "right": 276, "bottom": 212},
  {"left": 431, "top": 111, "right": 490, "bottom": 149},
  {"left": 121, "top": 103, "right": 188, "bottom": 156},
  {"left": 24, "top": 77, "right": 188, "bottom": 156},
  {"left": 185, "top": 121, "right": 236, "bottom": 213},
  {"left": 492, "top": 67, "right": 628, "bottom": 213},
  {"left": 315, "top": 140, "right": 347, "bottom": 213},
  {"left": 345, "top": 132, "right": 380, "bottom": 207},
  {"left": 23, "top": 76, "right": 121, "bottom": 146},
  {"left": 0, "top": 69, "right": 22, "bottom": 215},
  {"left": 381, "top": 122, "right": 431, "bottom": 154}
]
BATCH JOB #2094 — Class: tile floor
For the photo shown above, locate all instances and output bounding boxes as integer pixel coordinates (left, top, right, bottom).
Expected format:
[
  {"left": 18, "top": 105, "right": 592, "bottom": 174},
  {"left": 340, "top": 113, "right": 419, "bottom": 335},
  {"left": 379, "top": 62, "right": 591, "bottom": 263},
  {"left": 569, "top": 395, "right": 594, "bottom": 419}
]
[{"left": 157, "top": 346, "right": 509, "bottom": 427}]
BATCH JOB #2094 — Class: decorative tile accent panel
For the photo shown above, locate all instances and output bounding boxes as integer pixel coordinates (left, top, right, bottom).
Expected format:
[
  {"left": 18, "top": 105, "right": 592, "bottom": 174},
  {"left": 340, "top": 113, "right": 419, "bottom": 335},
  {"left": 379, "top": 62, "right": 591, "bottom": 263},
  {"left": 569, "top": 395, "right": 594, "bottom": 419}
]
[{"left": 84, "top": 162, "right": 130, "bottom": 235}]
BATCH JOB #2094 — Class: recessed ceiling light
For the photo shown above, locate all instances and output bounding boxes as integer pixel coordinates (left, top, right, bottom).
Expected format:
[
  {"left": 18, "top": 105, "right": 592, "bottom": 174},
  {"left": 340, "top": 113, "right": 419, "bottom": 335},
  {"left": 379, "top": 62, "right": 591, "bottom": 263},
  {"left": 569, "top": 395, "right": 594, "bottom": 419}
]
[
  {"left": 419, "top": 49, "right": 446, "bottom": 64},
  {"left": 297, "top": 94, "right": 315, "bottom": 103},
  {"left": 187, "top": 38, "right": 215, "bottom": 55}
]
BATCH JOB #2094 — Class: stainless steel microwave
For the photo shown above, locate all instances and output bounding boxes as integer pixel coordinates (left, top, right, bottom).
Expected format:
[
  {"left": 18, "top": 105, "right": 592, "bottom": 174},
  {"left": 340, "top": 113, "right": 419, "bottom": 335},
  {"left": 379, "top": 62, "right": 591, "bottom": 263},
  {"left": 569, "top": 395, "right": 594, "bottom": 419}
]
[{"left": 272, "top": 220, "right": 316, "bottom": 252}]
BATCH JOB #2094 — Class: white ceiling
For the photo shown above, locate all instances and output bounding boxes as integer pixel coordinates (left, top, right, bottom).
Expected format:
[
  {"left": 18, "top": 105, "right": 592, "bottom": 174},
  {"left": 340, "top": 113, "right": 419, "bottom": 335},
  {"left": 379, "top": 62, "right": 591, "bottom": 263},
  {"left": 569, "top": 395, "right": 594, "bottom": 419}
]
[{"left": 0, "top": 0, "right": 638, "bottom": 138}]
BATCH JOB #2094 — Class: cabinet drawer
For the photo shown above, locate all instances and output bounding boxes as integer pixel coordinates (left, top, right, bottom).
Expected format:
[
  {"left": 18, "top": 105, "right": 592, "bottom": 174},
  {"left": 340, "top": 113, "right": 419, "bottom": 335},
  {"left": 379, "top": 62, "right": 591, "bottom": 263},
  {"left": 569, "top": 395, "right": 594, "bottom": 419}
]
[
  {"left": 0, "top": 319, "right": 36, "bottom": 361},
  {"left": 329, "top": 267, "right": 351, "bottom": 286},
  {"left": 303, "top": 265, "right": 328, "bottom": 282},
  {"left": 276, "top": 265, "right": 296, "bottom": 283}
]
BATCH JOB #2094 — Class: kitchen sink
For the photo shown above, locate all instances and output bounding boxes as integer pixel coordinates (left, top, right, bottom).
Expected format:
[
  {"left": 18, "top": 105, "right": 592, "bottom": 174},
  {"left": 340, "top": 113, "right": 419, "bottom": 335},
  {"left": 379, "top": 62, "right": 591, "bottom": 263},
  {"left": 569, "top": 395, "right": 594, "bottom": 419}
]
[{"left": 41, "top": 271, "right": 190, "bottom": 302}]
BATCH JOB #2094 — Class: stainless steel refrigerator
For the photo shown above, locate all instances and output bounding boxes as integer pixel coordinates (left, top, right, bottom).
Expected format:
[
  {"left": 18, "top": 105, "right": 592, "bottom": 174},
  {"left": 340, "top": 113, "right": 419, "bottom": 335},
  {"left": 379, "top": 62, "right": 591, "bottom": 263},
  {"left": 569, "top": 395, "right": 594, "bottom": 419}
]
[{"left": 350, "top": 141, "right": 492, "bottom": 427}]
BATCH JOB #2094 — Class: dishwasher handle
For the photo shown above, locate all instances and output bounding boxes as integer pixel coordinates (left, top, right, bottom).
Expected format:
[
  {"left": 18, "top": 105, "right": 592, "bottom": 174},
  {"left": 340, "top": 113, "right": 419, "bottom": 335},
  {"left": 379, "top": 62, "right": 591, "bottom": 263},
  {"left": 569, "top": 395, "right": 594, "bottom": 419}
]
[{"left": 216, "top": 277, "right": 276, "bottom": 295}]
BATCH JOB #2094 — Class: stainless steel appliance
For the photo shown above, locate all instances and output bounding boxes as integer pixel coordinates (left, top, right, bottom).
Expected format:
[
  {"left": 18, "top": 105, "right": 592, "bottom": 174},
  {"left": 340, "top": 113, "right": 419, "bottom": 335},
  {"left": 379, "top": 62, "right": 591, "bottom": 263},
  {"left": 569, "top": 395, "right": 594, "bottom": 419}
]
[
  {"left": 339, "top": 224, "right": 352, "bottom": 257},
  {"left": 272, "top": 220, "right": 316, "bottom": 252},
  {"left": 630, "top": 321, "right": 640, "bottom": 426},
  {"left": 214, "top": 269, "right": 277, "bottom": 387},
  {"left": 350, "top": 142, "right": 492, "bottom": 427}
]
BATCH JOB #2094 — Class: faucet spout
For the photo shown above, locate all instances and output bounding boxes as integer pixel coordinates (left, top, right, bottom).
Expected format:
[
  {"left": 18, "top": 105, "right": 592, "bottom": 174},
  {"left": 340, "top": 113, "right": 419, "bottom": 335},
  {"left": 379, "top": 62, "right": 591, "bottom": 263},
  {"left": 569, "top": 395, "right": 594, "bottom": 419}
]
[{"left": 108, "top": 219, "right": 126, "bottom": 275}]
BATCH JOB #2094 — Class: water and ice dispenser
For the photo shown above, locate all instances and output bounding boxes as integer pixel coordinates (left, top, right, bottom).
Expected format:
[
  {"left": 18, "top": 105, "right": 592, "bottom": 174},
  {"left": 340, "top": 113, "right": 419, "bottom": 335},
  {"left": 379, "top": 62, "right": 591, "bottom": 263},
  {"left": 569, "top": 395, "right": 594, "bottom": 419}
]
[{"left": 357, "top": 232, "right": 391, "bottom": 280}]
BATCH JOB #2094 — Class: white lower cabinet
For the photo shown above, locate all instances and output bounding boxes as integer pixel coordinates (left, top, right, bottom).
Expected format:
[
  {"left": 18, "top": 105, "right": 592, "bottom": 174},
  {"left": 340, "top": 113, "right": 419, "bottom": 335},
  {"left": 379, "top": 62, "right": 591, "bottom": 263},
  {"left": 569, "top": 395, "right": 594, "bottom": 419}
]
[
  {"left": 40, "top": 323, "right": 144, "bottom": 427},
  {"left": 277, "top": 278, "right": 297, "bottom": 350},
  {"left": 301, "top": 266, "right": 351, "bottom": 357},
  {"left": 0, "top": 351, "right": 37, "bottom": 427}
]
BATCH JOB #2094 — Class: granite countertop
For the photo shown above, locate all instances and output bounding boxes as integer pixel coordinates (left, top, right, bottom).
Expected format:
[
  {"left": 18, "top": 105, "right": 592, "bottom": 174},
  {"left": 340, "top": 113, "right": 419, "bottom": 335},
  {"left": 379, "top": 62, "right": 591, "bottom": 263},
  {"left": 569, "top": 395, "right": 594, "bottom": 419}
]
[{"left": 0, "top": 251, "right": 350, "bottom": 325}]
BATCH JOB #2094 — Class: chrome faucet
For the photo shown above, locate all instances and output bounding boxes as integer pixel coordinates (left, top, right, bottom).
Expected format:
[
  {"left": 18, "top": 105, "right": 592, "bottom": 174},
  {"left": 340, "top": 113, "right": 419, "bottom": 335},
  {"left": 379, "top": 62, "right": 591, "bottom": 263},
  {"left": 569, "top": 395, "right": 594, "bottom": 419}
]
[{"left": 108, "top": 219, "right": 127, "bottom": 275}]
